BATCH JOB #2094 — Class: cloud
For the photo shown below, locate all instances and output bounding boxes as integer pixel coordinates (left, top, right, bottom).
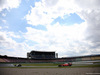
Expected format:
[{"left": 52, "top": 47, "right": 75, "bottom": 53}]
[
  {"left": 24, "top": 22, "right": 90, "bottom": 57},
  {"left": 25, "top": 0, "right": 77, "bottom": 26},
  {"left": 0, "top": 26, "right": 2, "bottom": 29},
  {"left": 1, "top": 0, "right": 100, "bottom": 57},
  {"left": 75, "top": 0, "right": 100, "bottom": 10},
  {"left": 75, "top": 0, "right": 100, "bottom": 54},
  {"left": 0, "top": 0, "right": 21, "bottom": 12},
  {"left": 7, "top": 32, "right": 21, "bottom": 38},
  {"left": 1, "top": 19, "right": 7, "bottom": 24},
  {"left": 24, "top": 0, "right": 100, "bottom": 57},
  {"left": 0, "top": 31, "right": 29, "bottom": 57},
  {"left": 76, "top": 0, "right": 100, "bottom": 55},
  {"left": 24, "top": 23, "right": 100, "bottom": 57},
  {"left": 2, "top": 13, "right": 7, "bottom": 17}
]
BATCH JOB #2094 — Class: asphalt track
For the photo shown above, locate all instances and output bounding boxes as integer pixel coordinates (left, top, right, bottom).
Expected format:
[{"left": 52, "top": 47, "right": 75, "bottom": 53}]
[
  {"left": 0, "top": 64, "right": 14, "bottom": 67},
  {"left": 0, "top": 68, "right": 100, "bottom": 75},
  {"left": 0, "top": 63, "right": 100, "bottom": 75}
]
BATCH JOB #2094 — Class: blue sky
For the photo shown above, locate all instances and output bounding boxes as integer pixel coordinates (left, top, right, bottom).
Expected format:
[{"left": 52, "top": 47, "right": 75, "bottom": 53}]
[
  {"left": 0, "top": 0, "right": 36, "bottom": 32},
  {"left": 0, "top": 0, "right": 84, "bottom": 33},
  {"left": 0, "top": 0, "right": 100, "bottom": 57},
  {"left": 52, "top": 13, "right": 84, "bottom": 25}
]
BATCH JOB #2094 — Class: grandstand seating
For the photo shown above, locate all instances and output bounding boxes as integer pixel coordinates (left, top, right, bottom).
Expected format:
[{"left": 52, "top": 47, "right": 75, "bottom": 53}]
[
  {"left": 0, "top": 55, "right": 100, "bottom": 63},
  {"left": 28, "top": 51, "right": 55, "bottom": 59},
  {"left": 0, "top": 58, "right": 5, "bottom": 62}
]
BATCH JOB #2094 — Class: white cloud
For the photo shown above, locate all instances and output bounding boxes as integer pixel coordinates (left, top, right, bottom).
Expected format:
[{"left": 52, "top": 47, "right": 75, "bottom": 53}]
[
  {"left": 25, "top": 0, "right": 78, "bottom": 26},
  {"left": 2, "top": 13, "right": 7, "bottom": 17},
  {"left": 0, "top": 26, "right": 2, "bottom": 29},
  {"left": 75, "top": 0, "right": 100, "bottom": 52},
  {"left": 75, "top": 0, "right": 100, "bottom": 10},
  {"left": 24, "top": 0, "right": 100, "bottom": 57},
  {"left": 1, "top": 0, "right": 100, "bottom": 57},
  {"left": 25, "top": 0, "right": 100, "bottom": 26},
  {"left": 24, "top": 22, "right": 90, "bottom": 57},
  {"left": 1, "top": 19, "right": 7, "bottom": 24},
  {"left": 7, "top": 32, "right": 21, "bottom": 38},
  {"left": 0, "top": 31, "right": 29, "bottom": 57},
  {"left": 0, "top": 0, "right": 21, "bottom": 12}
]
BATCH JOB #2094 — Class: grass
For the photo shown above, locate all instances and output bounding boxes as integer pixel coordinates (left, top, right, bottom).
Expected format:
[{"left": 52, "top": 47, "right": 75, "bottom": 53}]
[
  {"left": 14, "top": 63, "right": 100, "bottom": 69},
  {"left": 0, "top": 63, "right": 100, "bottom": 68},
  {"left": 20, "top": 63, "right": 60, "bottom": 66},
  {"left": 13, "top": 64, "right": 100, "bottom": 69}
]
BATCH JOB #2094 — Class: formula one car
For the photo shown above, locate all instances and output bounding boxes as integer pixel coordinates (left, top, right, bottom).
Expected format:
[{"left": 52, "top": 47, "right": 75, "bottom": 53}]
[
  {"left": 58, "top": 63, "right": 72, "bottom": 67},
  {"left": 14, "top": 64, "right": 22, "bottom": 67}
]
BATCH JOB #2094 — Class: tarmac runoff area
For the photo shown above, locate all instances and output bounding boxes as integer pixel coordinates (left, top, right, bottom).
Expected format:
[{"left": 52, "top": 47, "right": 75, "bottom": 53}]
[
  {"left": 0, "top": 63, "right": 100, "bottom": 75},
  {"left": 0, "top": 64, "right": 58, "bottom": 67},
  {"left": 0, "top": 68, "right": 100, "bottom": 75},
  {"left": 0, "top": 64, "right": 14, "bottom": 67}
]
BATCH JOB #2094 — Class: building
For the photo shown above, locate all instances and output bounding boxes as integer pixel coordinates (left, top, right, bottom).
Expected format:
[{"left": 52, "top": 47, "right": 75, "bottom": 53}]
[{"left": 27, "top": 50, "right": 57, "bottom": 59}]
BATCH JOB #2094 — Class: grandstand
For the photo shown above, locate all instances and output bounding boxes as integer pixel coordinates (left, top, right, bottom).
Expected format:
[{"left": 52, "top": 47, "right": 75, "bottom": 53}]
[
  {"left": 0, "top": 54, "right": 100, "bottom": 63},
  {"left": 27, "top": 50, "right": 57, "bottom": 59}
]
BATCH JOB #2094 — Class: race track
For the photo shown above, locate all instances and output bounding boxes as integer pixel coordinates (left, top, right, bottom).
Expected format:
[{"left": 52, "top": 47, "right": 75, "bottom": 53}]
[{"left": 0, "top": 68, "right": 100, "bottom": 75}]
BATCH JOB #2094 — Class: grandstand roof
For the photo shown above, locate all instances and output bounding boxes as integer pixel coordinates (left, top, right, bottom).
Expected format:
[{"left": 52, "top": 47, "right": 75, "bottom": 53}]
[
  {"left": 31, "top": 50, "right": 55, "bottom": 53},
  {"left": 62, "top": 54, "right": 100, "bottom": 59}
]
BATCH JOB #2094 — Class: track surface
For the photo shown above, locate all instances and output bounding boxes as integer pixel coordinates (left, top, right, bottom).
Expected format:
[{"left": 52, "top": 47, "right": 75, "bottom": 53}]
[{"left": 0, "top": 68, "right": 100, "bottom": 75}]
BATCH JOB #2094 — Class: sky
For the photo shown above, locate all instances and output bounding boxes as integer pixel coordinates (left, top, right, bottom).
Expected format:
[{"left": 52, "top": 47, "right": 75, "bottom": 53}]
[{"left": 0, "top": 0, "right": 100, "bottom": 58}]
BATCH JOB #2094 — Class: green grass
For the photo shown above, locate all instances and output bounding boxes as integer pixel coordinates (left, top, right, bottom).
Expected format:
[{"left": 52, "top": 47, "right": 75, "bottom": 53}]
[
  {"left": 0, "top": 63, "right": 100, "bottom": 68},
  {"left": 18, "top": 63, "right": 100, "bottom": 69},
  {"left": 14, "top": 63, "right": 100, "bottom": 68},
  {"left": 20, "top": 63, "right": 60, "bottom": 66}
]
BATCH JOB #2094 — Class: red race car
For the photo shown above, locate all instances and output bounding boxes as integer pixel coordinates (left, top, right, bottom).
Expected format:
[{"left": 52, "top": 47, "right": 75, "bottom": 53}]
[{"left": 58, "top": 63, "right": 72, "bottom": 67}]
